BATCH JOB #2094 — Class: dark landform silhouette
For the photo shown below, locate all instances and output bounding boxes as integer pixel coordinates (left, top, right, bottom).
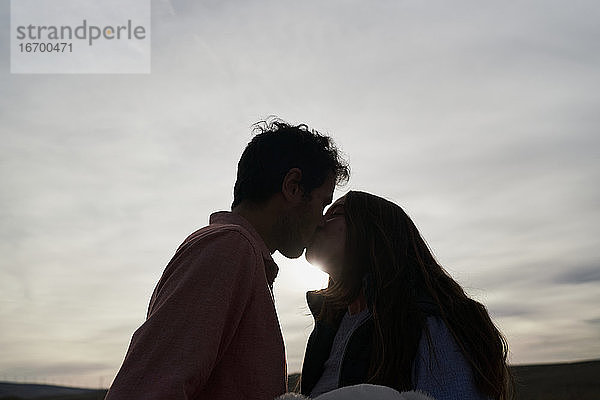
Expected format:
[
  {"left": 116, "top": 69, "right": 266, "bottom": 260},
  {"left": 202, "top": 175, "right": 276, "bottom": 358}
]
[{"left": 1, "top": 359, "right": 598, "bottom": 400}]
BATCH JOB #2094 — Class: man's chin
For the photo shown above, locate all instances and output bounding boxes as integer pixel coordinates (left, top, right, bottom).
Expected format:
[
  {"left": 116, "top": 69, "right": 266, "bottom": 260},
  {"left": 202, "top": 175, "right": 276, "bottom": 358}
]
[{"left": 279, "top": 246, "right": 305, "bottom": 259}]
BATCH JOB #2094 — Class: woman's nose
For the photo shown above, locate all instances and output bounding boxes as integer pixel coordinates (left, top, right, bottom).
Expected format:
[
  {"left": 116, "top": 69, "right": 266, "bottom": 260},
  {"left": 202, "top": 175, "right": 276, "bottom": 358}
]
[{"left": 318, "top": 214, "right": 326, "bottom": 227}]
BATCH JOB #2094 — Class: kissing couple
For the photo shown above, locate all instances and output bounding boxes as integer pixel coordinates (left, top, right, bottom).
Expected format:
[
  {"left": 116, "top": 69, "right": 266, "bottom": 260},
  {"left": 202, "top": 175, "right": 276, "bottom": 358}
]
[{"left": 105, "top": 119, "right": 511, "bottom": 400}]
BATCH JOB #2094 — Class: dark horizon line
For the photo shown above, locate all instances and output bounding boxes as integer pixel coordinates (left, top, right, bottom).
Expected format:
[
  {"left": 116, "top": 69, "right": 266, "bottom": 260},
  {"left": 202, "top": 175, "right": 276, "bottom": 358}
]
[{"left": 2, "top": 358, "right": 599, "bottom": 391}]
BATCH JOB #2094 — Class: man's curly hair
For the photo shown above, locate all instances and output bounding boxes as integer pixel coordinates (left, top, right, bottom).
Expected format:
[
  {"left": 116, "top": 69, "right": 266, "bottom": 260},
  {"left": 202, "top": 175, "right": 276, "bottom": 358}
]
[{"left": 232, "top": 118, "right": 349, "bottom": 208}]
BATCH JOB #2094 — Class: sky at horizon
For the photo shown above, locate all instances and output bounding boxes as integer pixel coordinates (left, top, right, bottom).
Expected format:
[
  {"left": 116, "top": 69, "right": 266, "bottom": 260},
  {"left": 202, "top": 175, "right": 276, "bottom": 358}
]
[{"left": 1, "top": 0, "right": 599, "bottom": 389}]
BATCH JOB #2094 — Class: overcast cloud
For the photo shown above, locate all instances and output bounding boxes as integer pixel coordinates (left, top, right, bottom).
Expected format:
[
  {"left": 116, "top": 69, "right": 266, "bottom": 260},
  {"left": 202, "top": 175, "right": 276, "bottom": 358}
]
[{"left": 1, "top": 0, "right": 599, "bottom": 388}]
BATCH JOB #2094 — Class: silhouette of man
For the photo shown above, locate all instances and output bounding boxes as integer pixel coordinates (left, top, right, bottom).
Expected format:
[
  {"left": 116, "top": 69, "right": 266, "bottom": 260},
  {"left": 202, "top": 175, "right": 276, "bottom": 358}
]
[{"left": 105, "top": 120, "right": 349, "bottom": 400}]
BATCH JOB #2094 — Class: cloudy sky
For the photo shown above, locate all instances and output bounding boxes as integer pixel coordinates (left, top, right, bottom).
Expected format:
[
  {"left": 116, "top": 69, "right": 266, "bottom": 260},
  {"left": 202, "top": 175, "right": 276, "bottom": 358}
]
[{"left": 1, "top": 0, "right": 599, "bottom": 389}]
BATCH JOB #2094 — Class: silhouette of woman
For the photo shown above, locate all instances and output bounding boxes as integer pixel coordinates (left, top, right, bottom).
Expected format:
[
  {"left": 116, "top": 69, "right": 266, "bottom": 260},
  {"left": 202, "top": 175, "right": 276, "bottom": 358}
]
[{"left": 300, "top": 191, "right": 512, "bottom": 400}]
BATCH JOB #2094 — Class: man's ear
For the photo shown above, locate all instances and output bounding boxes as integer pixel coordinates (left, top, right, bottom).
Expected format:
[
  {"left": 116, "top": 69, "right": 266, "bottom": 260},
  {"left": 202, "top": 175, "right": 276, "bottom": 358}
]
[{"left": 281, "top": 168, "right": 304, "bottom": 203}]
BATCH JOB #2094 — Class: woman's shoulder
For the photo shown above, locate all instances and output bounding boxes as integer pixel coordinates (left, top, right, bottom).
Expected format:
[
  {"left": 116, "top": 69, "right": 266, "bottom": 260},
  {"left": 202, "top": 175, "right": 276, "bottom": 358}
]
[
  {"left": 416, "top": 316, "right": 466, "bottom": 367},
  {"left": 422, "top": 316, "right": 454, "bottom": 343},
  {"left": 413, "top": 317, "right": 490, "bottom": 400}
]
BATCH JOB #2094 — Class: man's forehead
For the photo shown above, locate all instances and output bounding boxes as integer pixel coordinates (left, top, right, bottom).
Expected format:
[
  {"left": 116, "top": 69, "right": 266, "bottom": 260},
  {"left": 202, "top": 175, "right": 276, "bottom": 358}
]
[{"left": 324, "top": 186, "right": 335, "bottom": 205}]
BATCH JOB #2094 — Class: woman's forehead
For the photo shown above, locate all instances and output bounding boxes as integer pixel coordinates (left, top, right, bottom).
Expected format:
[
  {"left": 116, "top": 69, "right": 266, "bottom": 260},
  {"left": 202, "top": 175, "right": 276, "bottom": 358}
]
[
  {"left": 325, "top": 195, "right": 346, "bottom": 213},
  {"left": 332, "top": 196, "right": 345, "bottom": 206}
]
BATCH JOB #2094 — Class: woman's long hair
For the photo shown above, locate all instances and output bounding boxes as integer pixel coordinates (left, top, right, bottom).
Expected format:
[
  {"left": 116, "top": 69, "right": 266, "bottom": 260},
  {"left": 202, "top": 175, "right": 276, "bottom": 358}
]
[{"left": 315, "top": 191, "right": 512, "bottom": 399}]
